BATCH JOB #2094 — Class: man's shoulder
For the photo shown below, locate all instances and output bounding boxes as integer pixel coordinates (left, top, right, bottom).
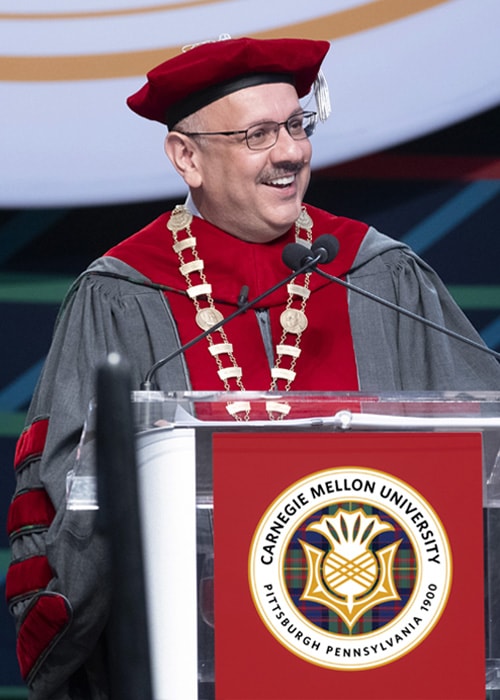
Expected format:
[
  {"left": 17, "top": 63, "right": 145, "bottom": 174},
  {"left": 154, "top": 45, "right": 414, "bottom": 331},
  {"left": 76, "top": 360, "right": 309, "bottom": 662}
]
[
  {"left": 303, "top": 204, "right": 415, "bottom": 273},
  {"left": 103, "top": 211, "right": 171, "bottom": 260},
  {"left": 304, "top": 203, "right": 370, "bottom": 270},
  {"left": 97, "top": 211, "right": 183, "bottom": 284}
]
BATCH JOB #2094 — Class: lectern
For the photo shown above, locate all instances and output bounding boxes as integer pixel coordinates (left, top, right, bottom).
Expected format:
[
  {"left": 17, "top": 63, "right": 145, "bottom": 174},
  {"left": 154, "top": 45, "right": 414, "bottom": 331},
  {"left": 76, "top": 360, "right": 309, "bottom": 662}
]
[{"left": 68, "top": 390, "right": 500, "bottom": 700}]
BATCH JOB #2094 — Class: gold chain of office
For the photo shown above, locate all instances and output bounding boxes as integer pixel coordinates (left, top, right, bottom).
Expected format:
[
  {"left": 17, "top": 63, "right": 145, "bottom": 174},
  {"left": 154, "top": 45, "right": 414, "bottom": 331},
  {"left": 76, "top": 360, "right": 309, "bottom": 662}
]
[{"left": 167, "top": 204, "right": 314, "bottom": 420}]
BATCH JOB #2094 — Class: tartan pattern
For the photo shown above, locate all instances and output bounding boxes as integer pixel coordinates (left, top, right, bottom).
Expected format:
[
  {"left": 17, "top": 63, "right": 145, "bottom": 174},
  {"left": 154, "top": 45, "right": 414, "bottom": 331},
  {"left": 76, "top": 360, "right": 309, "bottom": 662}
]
[{"left": 284, "top": 502, "right": 417, "bottom": 635}]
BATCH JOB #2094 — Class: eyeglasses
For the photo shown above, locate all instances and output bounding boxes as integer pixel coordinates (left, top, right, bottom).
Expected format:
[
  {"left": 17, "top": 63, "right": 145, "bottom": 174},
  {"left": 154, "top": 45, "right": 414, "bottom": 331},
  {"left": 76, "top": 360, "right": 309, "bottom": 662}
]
[{"left": 176, "top": 110, "right": 318, "bottom": 151}]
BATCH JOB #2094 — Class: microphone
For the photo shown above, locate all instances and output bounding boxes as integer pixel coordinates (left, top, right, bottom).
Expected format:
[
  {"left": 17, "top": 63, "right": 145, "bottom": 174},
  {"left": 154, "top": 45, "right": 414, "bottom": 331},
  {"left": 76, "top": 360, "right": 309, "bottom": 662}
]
[
  {"left": 141, "top": 244, "right": 339, "bottom": 390},
  {"left": 237, "top": 285, "right": 249, "bottom": 308},
  {"left": 282, "top": 234, "right": 340, "bottom": 270},
  {"left": 282, "top": 236, "right": 500, "bottom": 362}
]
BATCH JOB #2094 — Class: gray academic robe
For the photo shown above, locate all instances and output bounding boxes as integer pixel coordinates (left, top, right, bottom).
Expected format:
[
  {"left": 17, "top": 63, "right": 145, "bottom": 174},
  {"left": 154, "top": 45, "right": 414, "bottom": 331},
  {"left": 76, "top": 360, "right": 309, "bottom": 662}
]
[{"left": 7, "top": 224, "right": 500, "bottom": 699}]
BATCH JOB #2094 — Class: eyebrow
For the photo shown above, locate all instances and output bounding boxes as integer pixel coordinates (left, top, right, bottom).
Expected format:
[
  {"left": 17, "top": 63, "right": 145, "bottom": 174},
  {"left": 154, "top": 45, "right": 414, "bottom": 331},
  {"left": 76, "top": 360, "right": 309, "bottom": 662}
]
[{"left": 241, "top": 107, "right": 304, "bottom": 129}]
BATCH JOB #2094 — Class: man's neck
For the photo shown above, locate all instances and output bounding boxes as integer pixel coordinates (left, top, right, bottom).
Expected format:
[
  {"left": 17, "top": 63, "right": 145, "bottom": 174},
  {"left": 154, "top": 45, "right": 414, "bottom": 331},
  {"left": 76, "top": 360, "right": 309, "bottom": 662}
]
[{"left": 184, "top": 191, "right": 202, "bottom": 218}]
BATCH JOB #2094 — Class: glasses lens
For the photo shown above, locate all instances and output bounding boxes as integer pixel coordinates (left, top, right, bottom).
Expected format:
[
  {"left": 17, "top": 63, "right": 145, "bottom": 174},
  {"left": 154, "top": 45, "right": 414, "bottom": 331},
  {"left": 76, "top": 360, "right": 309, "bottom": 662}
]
[
  {"left": 246, "top": 122, "right": 279, "bottom": 150},
  {"left": 288, "top": 112, "right": 317, "bottom": 140},
  {"left": 245, "top": 112, "right": 318, "bottom": 150}
]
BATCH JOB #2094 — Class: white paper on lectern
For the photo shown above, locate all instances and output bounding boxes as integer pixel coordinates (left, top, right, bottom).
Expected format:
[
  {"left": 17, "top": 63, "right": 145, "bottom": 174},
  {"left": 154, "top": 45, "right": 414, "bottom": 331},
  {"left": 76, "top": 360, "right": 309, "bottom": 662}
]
[{"left": 172, "top": 404, "right": 500, "bottom": 431}]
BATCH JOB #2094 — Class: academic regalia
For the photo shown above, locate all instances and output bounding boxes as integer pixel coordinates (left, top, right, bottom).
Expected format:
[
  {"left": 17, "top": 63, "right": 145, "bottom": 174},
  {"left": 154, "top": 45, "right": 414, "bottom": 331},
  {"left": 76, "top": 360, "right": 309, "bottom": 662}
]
[{"left": 7, "top": 203, "right": 500, "bottom": 698}]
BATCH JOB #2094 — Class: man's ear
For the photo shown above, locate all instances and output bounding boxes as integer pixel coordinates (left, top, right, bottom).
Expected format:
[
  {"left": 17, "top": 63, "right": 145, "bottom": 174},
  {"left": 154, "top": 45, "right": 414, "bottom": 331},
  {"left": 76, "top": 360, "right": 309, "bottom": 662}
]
[{"left": 164, "top": 132, "right": 203, "bottom": 188}]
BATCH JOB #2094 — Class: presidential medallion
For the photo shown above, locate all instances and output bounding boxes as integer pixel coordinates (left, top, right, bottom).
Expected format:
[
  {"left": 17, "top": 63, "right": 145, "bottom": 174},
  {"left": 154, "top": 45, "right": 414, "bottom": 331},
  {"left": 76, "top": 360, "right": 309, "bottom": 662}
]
[
  {"left": 196, "top": 307, "right": 224, "bottom": 331},
  {"left": 280, "top": 308, "right": 308, "bottom": 334}
]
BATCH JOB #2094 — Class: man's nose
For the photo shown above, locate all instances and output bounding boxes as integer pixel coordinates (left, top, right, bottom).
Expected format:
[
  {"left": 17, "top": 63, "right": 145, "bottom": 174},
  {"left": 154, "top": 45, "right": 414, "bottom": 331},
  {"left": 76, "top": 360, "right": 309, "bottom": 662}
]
[{"left": 270, "top": 124, "right": 308, "bottom": 160}]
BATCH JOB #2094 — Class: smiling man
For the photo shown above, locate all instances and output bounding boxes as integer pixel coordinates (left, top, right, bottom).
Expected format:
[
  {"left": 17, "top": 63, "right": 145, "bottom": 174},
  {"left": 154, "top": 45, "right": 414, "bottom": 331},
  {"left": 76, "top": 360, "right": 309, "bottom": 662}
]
[
  {"left": 6, "top": 35, "right": 500, "bottom": 700},
  {"left": 165, "top": 83, "right": 314, "bottom": 242}
]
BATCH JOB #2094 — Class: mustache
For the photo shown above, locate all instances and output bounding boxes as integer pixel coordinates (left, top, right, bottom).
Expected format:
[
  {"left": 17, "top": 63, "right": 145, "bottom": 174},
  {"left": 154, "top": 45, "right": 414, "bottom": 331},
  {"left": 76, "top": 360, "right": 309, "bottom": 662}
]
[{"left": 259, "top": 161, "right": 306, "bottom": 182}]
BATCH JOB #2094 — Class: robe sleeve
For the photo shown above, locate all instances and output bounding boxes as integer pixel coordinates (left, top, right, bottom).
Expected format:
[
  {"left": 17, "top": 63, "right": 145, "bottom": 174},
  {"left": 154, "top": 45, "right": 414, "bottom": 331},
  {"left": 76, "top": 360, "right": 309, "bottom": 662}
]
[
  {"left": 349, "top": 228, "right": 500, "bottom": 391},
  {"left": 6, "top": 258, "right": 189, "bottom": 698}
]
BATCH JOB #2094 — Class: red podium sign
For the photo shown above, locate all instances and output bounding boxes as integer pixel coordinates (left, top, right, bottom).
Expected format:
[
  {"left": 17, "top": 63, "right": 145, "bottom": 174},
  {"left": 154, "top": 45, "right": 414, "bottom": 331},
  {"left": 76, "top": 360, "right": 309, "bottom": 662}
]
[{"left": 212, "top": 432, "right": 484, "bottom": 700}]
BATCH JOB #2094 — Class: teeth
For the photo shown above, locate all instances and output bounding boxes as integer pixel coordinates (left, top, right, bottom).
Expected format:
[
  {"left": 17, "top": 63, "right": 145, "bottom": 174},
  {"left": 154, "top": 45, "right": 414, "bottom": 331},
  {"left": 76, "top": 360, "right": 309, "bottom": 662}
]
[{"left": 268, "top": 175, "right": 295, "bottom": 186}]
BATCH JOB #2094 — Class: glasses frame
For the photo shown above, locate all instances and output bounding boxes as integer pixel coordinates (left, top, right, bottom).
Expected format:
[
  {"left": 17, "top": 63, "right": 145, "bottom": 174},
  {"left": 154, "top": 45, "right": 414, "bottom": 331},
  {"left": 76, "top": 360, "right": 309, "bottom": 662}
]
[{"left": 175, "top": 110, "right": 318, "bottom": 151}]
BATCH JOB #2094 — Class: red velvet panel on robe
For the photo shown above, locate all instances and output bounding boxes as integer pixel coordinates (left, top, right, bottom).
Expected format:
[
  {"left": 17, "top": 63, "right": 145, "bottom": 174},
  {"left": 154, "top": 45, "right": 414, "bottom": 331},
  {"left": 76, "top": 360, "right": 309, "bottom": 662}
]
[{"left": 105, "top": 204, "right": 368, "bottom": 393}]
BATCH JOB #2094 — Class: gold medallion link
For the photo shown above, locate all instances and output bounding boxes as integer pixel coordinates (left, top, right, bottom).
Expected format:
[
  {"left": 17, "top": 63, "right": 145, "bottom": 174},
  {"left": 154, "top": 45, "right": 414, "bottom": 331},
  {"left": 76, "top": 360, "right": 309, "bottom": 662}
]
[
  {"left": 295, "top": 208, "right": 313, "bottom": 234},
  {"left": 280, "top": 308, "right": 308, "bottom": 334},
  {"left": 226, "top": 401, "right": 251, "bottom": 416},
  {"left": 196, "top": 307, "right": 224, "bottom": 330},
  {"left": 287, "top": 283, "right": 310, "bottom": 300},
  {"left": 276, "top": 344, "right": 301, "bottom": 358},
  {"left": 173, "top": 237, "right": 197, "bottom": 253},
  {"left": 218, "top": 366, "right": 243, "bottom": 381},
  {"left": 209, "top": 343, "right": 233, "bottom": 356},
  {"left": 265, "top": 400, "right": 292, "bottom": 416},
  {"left": 180, "top": 260, "right": 204, "bottom": 276},
  {"left": 188, "top": 283, "right": 212, "bottom": 299},
  {"left": 271, "top": 367, "right": 296, "bottom": 382},
  {"left": 167, "top": 206, "right": 193, "bottom": 233}
]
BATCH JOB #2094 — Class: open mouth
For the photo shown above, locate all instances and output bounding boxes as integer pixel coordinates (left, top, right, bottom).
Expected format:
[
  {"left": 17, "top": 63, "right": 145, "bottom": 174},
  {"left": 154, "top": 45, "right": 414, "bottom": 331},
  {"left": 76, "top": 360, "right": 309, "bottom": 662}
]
[{"left": 265, "top": 174, "right": 295, "bottom": 188}]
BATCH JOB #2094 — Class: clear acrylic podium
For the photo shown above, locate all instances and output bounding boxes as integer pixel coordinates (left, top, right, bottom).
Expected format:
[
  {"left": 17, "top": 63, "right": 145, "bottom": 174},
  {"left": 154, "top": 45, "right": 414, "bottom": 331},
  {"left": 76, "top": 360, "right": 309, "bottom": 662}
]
[{"left": 68, "top": 390, "right": 500, "bottom": 700}]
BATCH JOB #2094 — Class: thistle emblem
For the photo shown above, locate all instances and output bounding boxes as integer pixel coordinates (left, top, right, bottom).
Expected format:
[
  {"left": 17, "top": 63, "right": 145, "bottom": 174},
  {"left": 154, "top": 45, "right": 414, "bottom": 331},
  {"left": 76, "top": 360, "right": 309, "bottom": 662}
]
[{"left": 300, "top": 508, "right": 402, "bottom": 630}]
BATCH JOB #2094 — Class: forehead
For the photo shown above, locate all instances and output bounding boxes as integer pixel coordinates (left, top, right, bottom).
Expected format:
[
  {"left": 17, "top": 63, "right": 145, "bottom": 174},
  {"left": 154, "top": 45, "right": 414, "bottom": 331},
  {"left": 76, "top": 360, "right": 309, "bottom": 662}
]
[{"left": 197, "top": 82, "right": 302, "bottom": 127}]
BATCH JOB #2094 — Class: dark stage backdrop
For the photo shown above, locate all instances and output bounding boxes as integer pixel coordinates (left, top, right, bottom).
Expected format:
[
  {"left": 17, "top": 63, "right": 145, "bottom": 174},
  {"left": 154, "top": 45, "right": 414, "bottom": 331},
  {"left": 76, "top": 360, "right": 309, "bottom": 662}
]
[{"left": 1, "top": 105, "right": 499, "bottom": 699}]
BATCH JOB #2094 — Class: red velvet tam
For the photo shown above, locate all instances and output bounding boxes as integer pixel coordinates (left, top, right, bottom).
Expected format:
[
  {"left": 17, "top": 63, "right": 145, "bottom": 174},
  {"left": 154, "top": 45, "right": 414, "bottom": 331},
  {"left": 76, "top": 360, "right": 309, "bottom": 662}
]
[{"left": 127, "top": 36, "right": 330, "bottom": 129}]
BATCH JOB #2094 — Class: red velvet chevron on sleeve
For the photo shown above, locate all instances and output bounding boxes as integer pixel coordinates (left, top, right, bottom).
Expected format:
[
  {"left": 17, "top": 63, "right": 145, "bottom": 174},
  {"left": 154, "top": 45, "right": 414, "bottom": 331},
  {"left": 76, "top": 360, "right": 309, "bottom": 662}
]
[
  {"left": 14, "top": 418, "right": 49, "bottom": 470},
  {"left": 16, "top": 593, "right": 72, "bottom": 681},
  {"left": 5, "top": 556, "right": 53, "bottom": 605},
  {"left": 7, "top": 489, "right": 56, "bottom": 541}
]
